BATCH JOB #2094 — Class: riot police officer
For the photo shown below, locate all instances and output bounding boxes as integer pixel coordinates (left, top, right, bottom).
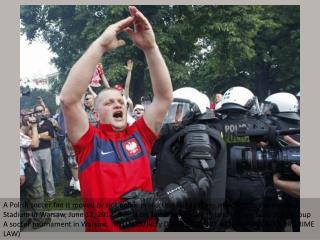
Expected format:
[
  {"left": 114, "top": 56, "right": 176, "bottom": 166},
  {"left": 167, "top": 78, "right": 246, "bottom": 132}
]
[
  {"left": 109, "top": 87, "right": 227, "bottom": 232},
  {"left": 261, "top": 92, "right": 300, "bottom": 232},
  {"left": 213, "top": 86, "right": 267, "bottom": 231},
  {"left": 262, "top": 92, "right": 300, "bottom": 145}
]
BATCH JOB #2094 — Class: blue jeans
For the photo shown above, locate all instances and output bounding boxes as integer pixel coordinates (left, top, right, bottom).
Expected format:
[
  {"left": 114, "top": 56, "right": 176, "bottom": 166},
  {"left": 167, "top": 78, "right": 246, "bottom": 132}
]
[{"left": 51, "top": 147, "right": 61, "bottom": 186}]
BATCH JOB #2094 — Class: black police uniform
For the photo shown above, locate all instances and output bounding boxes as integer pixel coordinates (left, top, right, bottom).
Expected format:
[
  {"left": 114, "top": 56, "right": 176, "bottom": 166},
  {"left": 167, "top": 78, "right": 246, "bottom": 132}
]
[
  {"left": 210, "top": 113, "right": 268, "bottom": 231},
  {"left": 154, "top": 122, "right": 227, "bottom": 231},
  {"left": 262, "top": 115, "right": 300, "bottom": 232}
]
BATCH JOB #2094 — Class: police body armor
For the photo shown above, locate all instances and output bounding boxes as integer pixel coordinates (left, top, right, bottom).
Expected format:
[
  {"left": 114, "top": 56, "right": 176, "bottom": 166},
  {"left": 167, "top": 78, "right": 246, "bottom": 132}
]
[
  {"left": 154, "top": 123, "right": 227, "bottom": 231},
  {"left": 208, "top": 113, "right": 268, "bottom": 231},
  {"left": 210, "top": 114, "right": 269, "bottom": 177}
]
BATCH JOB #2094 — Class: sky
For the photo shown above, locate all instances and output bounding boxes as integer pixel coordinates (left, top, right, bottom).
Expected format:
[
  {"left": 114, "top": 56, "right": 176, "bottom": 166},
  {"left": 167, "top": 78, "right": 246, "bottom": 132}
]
[{"left": 20, "top": 34, "right": 58, "bottom": 80}]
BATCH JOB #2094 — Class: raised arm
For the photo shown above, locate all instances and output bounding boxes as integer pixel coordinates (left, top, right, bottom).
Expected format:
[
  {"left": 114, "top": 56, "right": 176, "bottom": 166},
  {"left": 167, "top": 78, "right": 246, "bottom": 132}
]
[
  {"left": 99, "top": 63, "right": 111, "bottom": 89},
  {"left": 143, "top": 46, "right": 173, "bottom": 133},
  {"left": 88, "top": 85, "right": 97, "bottom": 98},
  {"left": 125, "top": 6, "right": 173, "bottom": 134},
  {"left": 127, "top": 97, "right": 134, "bottom": 113},
  {"left": 101, "top": 73, "right": 111, "bottom": 89},
  {"left": 60, "top": 16, "right": 135, "bottom": 144},
  {"left": 124, "top": 59, "right": 133, "bottom": 99}
]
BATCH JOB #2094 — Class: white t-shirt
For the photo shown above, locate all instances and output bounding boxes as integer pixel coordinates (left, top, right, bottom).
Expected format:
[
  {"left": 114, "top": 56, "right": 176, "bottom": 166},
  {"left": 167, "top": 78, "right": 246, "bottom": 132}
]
[{"left": 127, "top": 113, "right": 136, "bottom": 126}]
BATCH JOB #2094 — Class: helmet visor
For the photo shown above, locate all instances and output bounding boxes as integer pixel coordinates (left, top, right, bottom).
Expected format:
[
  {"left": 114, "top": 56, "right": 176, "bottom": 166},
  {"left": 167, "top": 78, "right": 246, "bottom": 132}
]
[
  {"left": 163, "top": 101, "right": 191, "bottom": 124},
  {"left": 248, "top": 96, "right": 262, "bottom": 116},
  {"left": 261, "top": 101, "right": 279, "bottom": 115}
]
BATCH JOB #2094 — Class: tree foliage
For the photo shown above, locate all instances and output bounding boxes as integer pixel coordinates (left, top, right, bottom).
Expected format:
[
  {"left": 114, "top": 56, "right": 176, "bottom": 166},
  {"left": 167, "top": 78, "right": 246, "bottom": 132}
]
[{"left": 20, "top": 5, "right": 299, "bottom": 102}]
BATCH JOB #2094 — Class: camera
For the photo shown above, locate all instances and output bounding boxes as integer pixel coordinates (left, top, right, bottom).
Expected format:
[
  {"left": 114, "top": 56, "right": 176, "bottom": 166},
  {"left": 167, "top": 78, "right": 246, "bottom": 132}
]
[
  {"left": 230, "top": 146, "right": 300, "bottom": 180},
  {"left": 20, "top": 109, "right": 43, "bottom": 125},
  {"left": 229, "top": 127, "right": 300, "bottom": 180}
]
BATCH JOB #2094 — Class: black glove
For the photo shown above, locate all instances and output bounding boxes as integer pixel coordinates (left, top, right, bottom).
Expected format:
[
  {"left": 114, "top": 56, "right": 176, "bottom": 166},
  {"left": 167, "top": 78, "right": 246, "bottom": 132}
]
[
  {"left": 110, "top": 180, "right": 200, "bottom": 229},
  {"left": 110, "top": 190, "right": 164, "bottom": 229},
  {"left": 184, "top": 166, "right": 211, "bottom": 196}
]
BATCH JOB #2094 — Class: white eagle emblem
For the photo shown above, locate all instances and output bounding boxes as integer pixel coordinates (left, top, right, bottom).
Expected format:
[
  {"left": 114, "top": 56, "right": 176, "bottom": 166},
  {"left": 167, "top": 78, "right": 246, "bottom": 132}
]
[
  {"left": 126, "top": 141, "right": 138, "bottom": 154},
  {"left": 122, "top": 138, "right": 142, "bottom": 157}
]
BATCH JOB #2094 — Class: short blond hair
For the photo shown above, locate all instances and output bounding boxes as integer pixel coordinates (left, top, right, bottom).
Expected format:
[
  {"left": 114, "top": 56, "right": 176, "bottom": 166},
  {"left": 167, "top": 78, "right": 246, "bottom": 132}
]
[{"left": 94, "top": 88, "right": 121, "bottom": 110}]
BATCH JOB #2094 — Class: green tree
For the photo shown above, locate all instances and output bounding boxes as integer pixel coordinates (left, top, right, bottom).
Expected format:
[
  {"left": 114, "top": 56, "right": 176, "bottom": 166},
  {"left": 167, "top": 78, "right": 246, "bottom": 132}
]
[
  {"left": 185, "top": 5, "right": 299, "bottom": 99},
  {"left": 20, "top": 5, "right": 299, "bottom": 102}
]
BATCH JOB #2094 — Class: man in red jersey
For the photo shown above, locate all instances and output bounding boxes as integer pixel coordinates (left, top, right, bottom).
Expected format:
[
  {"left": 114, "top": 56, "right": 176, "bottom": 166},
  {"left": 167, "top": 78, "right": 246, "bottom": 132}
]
[{"left": 60, "top": 6, "right": 173, "bottom": 232}]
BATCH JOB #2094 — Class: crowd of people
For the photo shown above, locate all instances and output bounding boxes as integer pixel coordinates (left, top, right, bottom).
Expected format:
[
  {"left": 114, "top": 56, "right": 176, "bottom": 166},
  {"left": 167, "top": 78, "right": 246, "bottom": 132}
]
[{"left": 20, "top": 6, "right": 300, "bottom": 232}]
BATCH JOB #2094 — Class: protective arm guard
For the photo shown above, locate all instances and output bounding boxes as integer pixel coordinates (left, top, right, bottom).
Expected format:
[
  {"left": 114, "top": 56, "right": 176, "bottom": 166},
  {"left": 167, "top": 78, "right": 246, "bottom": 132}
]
[
  {"left": 179, "top": 124, "right": 217, "bottom": 195},
  {"left": 173, "top": 124, "right": 225, "bottom": 231}
]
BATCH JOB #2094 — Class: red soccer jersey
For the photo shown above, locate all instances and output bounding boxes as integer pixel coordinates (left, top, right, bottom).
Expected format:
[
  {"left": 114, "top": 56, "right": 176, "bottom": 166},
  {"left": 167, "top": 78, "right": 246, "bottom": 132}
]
[{"left": 72, "top": 117, "right": 158, "bottom": 232}]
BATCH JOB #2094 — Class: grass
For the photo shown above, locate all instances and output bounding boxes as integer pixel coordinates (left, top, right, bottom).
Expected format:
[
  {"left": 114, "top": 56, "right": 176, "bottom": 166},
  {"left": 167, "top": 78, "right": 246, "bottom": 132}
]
[
  {"left": 42, "top": 158, "right": 83, "bottom": 211},
  {"left": 43, "top": 181, "right": 82, "bottom": 211}
]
